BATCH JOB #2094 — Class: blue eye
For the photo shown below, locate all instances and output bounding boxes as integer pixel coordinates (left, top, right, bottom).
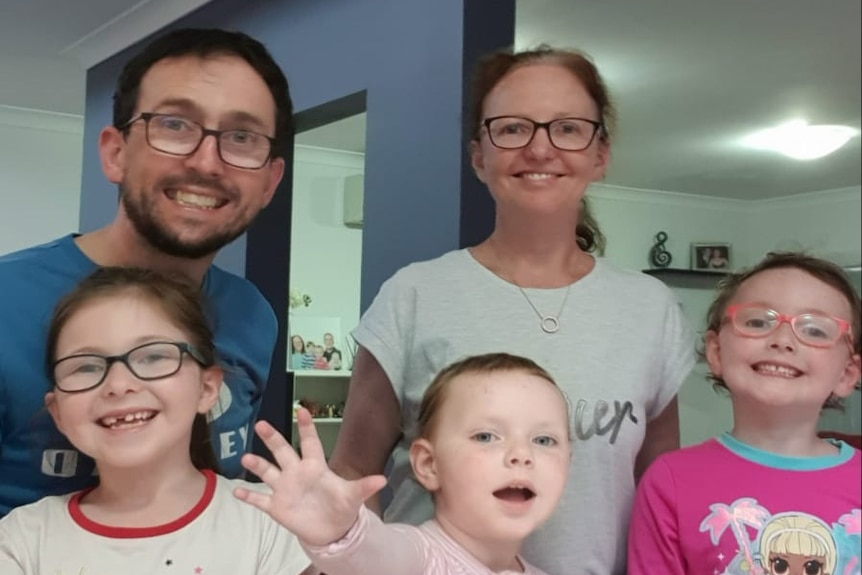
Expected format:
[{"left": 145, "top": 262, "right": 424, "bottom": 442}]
[
  {"left": 533, "top": 436, "right": 558, "bottom": 447},
  {"left": 553, "top": 121, "right": 584, "bottom": 135},
  {"left": 156, "top": 116, "right": 194, "bottom": 132},
  {"left": 471, "top": 432, "right": 497, "bottom": 443},
  {"left": 72, "top": 361, "right": 106, "bottom": 375},
  {"left": 490, "top": 119, "right": 532, "bottom": 137},
  {"left": 224, "top": 130, "right": 261, "bottom": 146},
  {"left": 136, "top": 352, "right": 173, "bottom": 365}
]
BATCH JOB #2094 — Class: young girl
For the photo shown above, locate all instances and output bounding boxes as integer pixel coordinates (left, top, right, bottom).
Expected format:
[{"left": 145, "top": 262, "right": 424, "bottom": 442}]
[
  {"left": 0, "top": 267, "right": 311, "bottom": 575},
  {"left": 236, "top": 353, "right": 572, "bottom": 574},
  {"left": 628, "top": 252, "right": 862, "bottom": 575}
]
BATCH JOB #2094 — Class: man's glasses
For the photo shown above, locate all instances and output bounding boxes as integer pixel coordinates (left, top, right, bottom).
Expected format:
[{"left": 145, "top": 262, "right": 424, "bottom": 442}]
[
  {"left": 482, "top": 116, "right": 603, "bottom": 151},
  {"left": 122, "top": 113, "right": 275, "bottom": 169},
  {"left": 52, "top": 341, "right": 209, "bottom": 393},
  {"left": 725, "top": 304, "right": 853, "bottom": 349}
]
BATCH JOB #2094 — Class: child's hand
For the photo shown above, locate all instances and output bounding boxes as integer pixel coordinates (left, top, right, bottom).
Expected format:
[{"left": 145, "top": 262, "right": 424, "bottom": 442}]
[{"left": 234, "top": 408, "right": 387, "bottom": 546}]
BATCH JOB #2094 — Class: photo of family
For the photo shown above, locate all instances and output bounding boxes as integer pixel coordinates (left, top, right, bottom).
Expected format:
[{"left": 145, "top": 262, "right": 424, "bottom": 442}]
[
  {"left": 691, "top": 243, "right": 732, "bottom": 271},
  {"left": 288, "top": 316, "right": 345, "bottom": 371}
]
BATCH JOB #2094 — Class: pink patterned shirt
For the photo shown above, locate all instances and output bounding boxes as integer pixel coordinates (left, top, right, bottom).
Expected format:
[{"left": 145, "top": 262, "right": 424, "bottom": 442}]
[{"left": 628, "top": 435, "right": 861, "bottom": 575}]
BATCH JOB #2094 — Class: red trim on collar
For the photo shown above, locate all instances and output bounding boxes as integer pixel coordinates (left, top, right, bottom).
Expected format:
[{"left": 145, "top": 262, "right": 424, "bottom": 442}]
[{"left": 67, "top": 469, "right": 217, "bottom": 538}]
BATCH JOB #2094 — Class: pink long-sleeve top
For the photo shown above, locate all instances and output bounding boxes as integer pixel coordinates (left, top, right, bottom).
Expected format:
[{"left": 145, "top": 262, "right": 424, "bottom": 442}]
[{"left": 302, "top": 506, "right": 551, "bottom": 575}]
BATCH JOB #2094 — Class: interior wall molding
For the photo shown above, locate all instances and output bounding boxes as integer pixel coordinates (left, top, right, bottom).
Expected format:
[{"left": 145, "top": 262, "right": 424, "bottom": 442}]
[
  {"left": 591, "top": 182, "right": 860, "bottom": 211},
  {"left": 590, "top": 182, "right": 749, "bottom": 211},
  {"left": 60, "top": 0, "right": 213, "bottom": 68},
  {"left": 295, "top": 145, "right": 365, "bottom": 169},
  {"left": 749, "top": 186, "right": 861, "bottom": 210},
  {"left": 0, "top": 105, "right": 83, "bottom": 134}
]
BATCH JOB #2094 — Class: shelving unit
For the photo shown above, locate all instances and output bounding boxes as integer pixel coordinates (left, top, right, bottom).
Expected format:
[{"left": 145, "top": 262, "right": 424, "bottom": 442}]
[
  {"left": 288, "top": 369, "right": 351, "bottom": 458},
  {"left": 643, "top": 268, "right": 728, "bottom": 288}
]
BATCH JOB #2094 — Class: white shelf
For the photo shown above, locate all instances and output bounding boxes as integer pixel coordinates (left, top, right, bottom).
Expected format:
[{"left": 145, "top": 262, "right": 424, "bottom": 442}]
[
  {"left": 292, "top": 417, "right": 343, "bottom": 424},
  {"left": 288, "top": 369, "right": 352, "bottom": 378}
]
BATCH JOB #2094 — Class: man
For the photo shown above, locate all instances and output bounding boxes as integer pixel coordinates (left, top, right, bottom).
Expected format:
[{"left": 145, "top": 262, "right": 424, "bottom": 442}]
[
  {"left": 322, "top": 332, "right": 342, "bottom": 364},
  {"left": 0, "top": 28, "right": 292, "bottom": 516}
]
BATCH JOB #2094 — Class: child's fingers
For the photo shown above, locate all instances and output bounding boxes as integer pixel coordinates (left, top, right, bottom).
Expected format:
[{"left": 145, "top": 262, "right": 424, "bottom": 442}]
[
  {"left": 241, "top": 452, "right": 286, "bottom": 486},
  {"left": 295, "top": 408, "right": 327, "bottom": 462},
  {"left": 233, "top": 486, "right": 273, "bottom": 513},
  {"left": 254, "top": 419, "right": 300, "bottom": 470}
]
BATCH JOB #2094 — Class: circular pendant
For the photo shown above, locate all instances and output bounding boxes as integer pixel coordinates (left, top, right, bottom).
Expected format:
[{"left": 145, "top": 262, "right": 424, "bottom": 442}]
[{"left": 541, "top": 316, "right": 560, "bottom": 334}]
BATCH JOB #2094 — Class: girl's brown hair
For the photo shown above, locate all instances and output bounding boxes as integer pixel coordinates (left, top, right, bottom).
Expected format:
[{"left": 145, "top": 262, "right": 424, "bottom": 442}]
[
  {"left": 469, "top": 45, "right": 614, "bottom": 255},
  {"left": 416, "top": 352, "right": 569, "bottom": 439},
  {"left": 702, "top": 251, "right": 861, "bottom": 409},
  {"left": 46, "top": 266, "right": 221, "bottom": 471}
]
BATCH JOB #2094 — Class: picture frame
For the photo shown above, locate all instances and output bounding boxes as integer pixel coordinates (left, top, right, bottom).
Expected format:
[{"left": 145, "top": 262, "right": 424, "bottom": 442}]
[
  {"left": 287, "top": 315, "right": 345, "bottom": 371},
  {"left": 690, "top": 243, "right": 732, "bottom": 271}
]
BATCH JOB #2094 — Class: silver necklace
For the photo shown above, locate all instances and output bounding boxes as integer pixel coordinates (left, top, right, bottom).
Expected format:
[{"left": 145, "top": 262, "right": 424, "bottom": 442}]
[{"left": 517, "top": 284, "right": 572, "bottom": 334}]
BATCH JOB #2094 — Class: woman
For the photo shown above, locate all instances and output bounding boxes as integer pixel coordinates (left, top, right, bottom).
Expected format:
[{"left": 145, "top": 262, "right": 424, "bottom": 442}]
[
  {"left": 329, "top": 45, "right": 695, "bottom": 574},
  {"left": 290, "top": 335, "right": 306, "bottom": 370}
]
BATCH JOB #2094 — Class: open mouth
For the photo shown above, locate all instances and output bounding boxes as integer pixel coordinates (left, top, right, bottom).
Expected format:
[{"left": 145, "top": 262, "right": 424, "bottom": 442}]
[
  {"left": 98, "top": 411, "right": 158, "bottom": 430},
  {"left": 493, "top": 486, "right": 537, "bottom": 503},
  {"left": 165, "top": 189, "right": 227, "bottom": 210}
]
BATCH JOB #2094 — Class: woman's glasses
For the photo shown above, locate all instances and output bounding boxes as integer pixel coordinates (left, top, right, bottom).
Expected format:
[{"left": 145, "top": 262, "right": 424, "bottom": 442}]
[{"left": 482, "top": 116, "right": 603, "bottom": 151}]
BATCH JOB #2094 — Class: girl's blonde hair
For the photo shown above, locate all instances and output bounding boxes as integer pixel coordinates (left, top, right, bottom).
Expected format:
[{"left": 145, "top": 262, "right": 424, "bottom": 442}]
[{"left": 416, "top": 352, "right": 568, "bottom": 439}]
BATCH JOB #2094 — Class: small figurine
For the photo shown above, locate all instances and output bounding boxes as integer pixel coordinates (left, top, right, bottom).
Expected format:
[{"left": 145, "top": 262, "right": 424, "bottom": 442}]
[{"left": 648, "top": 231, "right": 673, "bottom": 268}]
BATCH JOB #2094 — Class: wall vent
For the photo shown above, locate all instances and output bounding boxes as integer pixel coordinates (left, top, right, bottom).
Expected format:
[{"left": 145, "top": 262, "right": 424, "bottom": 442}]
[{"left": 343, "top": 173, "right": 364, "bottom": 229}]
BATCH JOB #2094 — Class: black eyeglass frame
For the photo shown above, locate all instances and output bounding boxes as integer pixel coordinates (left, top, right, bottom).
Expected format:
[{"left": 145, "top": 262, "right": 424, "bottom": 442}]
[
  {"left": 481, "top": 115, "right": 605, "bottom": 151},
  {"left": 120, "top": 112, "right": 276, "bottom": 170},
  {"left": 51, "top": 341, "right": 210, "bottom": 394}
]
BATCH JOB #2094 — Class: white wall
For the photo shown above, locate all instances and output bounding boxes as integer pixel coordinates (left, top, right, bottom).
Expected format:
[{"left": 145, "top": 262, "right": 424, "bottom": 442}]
[
  {"left": 590, "top": 183, "right": 862, "bottom": 444},
  {"left": 749, "top": 186, "right": 862, "bottom": 268},
  {"left": 0, "top": 106, "right": 84, "bottom": 255},
  {"left": 288, "top": 146, "right": 365, "bottom": 365}
]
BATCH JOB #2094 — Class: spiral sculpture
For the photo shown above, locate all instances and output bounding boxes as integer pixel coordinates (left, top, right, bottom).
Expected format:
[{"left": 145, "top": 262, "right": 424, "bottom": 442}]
[{"left": 649, "top": 231, "right": 673, "bottom": 268}]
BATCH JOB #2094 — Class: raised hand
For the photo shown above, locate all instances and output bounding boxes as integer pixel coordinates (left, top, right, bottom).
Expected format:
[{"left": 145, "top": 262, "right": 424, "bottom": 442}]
[{"left": 234, "top": 408, "right": 387, "bottom": 546}]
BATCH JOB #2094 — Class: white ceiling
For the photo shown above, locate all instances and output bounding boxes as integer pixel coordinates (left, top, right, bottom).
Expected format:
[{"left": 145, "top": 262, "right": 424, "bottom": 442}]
[
  {"left": 2, "top": 0, "right": 860, "bottom": 200},
  {"left": 0, "top": 0, "right": 210, "bottom": 115},
  {"left": 517, "top": 0, "right": 861, "bottom": 200}
]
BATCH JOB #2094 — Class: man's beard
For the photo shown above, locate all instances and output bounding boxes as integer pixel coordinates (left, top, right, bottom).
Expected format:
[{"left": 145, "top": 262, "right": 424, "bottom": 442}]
[{"left": 120, "top": 177, "right": 252, "bottom": 260}]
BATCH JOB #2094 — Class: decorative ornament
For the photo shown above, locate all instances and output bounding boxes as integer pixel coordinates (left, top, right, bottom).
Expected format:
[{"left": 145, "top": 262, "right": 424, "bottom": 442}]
[
  {"left": 649, "top": 231, "right": 673, "bottom": 268},
  {"left": 288, "top": 289, "right": 312, "bottom": 309}
]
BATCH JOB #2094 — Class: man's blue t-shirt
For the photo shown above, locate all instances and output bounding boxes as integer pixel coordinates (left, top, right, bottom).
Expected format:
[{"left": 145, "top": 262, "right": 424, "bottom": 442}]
[{"left": 0, "top": 235, "right": 277, "bottom": 516}]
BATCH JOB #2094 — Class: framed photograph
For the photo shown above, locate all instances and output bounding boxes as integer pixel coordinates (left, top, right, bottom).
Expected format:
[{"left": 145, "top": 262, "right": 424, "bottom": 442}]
[
  {"left": 691, "top": 243, "right": 732, "bottom": 271},
  {"left": 287, "top": 315, "right": 345, "bottom": 371}
]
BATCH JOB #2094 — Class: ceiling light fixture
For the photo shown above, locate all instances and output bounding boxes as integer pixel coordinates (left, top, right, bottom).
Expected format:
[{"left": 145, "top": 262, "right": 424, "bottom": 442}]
[{"left": 742, "top": 120, "right": 859, "bottom": 160}]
